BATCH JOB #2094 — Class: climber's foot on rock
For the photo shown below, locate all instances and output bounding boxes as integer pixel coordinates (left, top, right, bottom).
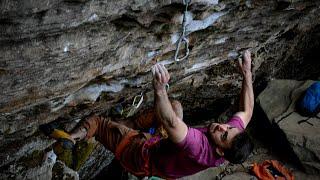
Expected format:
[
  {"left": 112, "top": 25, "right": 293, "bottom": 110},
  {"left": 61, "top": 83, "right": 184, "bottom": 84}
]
[{"left": 39, "top": 122, "right": 76, "bottom": 145}]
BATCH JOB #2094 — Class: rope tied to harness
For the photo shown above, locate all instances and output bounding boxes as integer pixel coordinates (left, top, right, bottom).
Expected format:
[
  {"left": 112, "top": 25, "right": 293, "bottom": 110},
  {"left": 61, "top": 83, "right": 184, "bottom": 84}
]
[{"left": 174, "top": 0, "right": 191, "bottom": 62}]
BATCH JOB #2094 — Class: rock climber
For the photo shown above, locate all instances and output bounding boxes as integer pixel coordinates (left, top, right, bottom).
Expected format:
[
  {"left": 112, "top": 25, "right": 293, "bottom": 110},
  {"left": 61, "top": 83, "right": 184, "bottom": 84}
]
[{"left": 43, "top": 50, "right": 254, "bottom": 179}]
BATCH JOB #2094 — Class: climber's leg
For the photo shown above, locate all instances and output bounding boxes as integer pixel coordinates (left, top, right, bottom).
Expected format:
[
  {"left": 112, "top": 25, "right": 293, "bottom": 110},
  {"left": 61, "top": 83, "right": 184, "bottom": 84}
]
[
  {"left": 71, "top": 115, "right": 137, "bottom": 153},
  {"left": 71, "top": 115, "right": 149, "bottom": 176}
]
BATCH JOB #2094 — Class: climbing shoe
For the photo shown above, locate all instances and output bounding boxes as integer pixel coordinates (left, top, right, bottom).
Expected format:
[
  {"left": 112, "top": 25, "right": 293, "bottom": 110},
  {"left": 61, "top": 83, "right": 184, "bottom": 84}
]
[
  {"left": 39, "top": 121, "right": 76, "bottom": 146},
  {"left": 40, "top": 121, "right": 77, "bottom": 169}
]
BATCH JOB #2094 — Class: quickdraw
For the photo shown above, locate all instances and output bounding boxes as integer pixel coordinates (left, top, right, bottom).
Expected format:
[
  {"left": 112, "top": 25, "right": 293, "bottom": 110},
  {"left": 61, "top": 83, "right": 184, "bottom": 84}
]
[
  {"left": 125, "top": 83, "right": 169, "bottom": 118},
  {"left": 124, "top": 1, "right": 186, "bottom": 117},
  {"left": 174, "top": 0, "right": 191, "bottom": 62},
  {"left": 125, "top": 92, "right": 144, "bottom": 118}
]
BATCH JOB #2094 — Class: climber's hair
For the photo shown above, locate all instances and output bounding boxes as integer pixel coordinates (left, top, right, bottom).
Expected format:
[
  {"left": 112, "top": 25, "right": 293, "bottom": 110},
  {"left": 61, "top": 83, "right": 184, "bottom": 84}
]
[{"left": 223, "top": 131, "right": 253, "bottom": 164}]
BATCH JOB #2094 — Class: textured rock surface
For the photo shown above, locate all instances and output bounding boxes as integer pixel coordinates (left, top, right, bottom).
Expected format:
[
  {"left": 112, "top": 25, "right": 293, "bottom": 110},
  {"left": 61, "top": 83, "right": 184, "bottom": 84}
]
[
  {"left": 24, "top": 150, "right": 58, "bottom": 180},
  {"left": 52, "top": 161, "right": 79, "bottom": 180},
  {"left": 180, "top": 145, "right": 320, "bottom": 180},
  {"left": 1, "top": 0, "right": 320, "bottom": 178},
  {"left": 257, "top": 80, "right": 320, "bottom": 174}
]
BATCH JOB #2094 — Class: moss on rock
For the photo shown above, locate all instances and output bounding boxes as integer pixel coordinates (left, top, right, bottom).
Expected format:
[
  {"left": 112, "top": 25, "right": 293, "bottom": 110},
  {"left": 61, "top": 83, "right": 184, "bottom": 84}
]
[{"left": 73, "top": 139, "right": 96, "bottom": 171}]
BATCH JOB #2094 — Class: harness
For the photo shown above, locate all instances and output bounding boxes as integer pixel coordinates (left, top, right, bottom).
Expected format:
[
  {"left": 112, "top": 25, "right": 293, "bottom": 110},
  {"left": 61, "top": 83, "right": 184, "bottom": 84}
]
[{"left": 115, "top": 131, "right": 163, "bottom": 177}]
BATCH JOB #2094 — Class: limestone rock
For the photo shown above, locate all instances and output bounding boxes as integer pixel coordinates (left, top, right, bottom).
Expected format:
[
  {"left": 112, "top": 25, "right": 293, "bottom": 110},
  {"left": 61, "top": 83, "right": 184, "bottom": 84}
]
[
  {"left": 257, "top": 79, "right": 320, "bottom": 174},
  {"left": 256, "top": 80, "right": 315, "bottom": 121},
  {"left": 78, "top": 143, "right": 114, "bottom": 179},
  {"left": 1, "top": 0, "right": 320, "bottom": 178},
  {"left": 220, "top": 172, "right": 256, "bottom": 180},
  {"left": 24, "top": 150, "right": 57, "bottom": 180},
  {"left": 52, "top": 161, "right": 79, "bottom": 180},
  {"left": 180, "top": 163, "right": 256, "bottom": 180}
]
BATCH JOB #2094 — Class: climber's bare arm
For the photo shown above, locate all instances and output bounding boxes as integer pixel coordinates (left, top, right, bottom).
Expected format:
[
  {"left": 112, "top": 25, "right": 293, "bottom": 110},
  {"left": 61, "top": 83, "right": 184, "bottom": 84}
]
[
  {"left": 152, "top": 64, "right": 188, "bottom": 143},
  {"left": 234, "top": 50, "right": 254, "bottom": 128}
]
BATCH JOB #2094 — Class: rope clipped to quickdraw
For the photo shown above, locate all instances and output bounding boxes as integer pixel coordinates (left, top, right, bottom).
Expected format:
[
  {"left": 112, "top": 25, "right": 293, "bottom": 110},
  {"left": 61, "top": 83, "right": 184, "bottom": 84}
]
[{"left": 174, "top": 0, "right": 191, "bottom": 62}]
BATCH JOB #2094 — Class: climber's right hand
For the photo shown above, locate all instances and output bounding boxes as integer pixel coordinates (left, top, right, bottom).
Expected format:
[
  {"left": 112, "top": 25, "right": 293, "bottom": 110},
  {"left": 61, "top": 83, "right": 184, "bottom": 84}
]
[{"left": 151, "top": 64, "right": 170, "bottom": 92}]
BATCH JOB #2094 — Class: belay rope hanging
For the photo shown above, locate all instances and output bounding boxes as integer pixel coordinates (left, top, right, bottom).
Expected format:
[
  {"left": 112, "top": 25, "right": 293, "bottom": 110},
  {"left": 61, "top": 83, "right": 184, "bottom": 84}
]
[
  {"left": 125, "top": 0, "right": 191, "bottom": 117},
  {"left": 174, "top": 0, "right": 191, "bottom": 62}
]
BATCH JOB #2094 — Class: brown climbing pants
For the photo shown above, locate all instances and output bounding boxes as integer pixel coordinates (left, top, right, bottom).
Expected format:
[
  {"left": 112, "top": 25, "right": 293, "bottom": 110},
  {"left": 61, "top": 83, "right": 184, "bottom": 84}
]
[
  {"left": 81, "top": 101, "right": 182, "bottom": 177},
  {"left": 82, "top": 115, "right": 150, "bottom": 176}
]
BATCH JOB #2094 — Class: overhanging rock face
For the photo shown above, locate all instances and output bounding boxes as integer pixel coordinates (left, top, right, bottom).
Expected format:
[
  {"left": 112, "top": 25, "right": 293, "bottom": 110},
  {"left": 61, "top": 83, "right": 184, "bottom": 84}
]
[
  {"left": 1, "top": 0, "right": 320, "bottom": 178},
  {"left": 257, "top": 80, "right": 320, "bottom": 174}
]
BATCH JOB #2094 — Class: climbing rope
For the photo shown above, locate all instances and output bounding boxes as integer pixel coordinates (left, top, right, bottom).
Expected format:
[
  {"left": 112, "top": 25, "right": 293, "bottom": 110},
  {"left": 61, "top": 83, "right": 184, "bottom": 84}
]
[{"left": 174, "top": 0, "right": 191, "bottom": 62}]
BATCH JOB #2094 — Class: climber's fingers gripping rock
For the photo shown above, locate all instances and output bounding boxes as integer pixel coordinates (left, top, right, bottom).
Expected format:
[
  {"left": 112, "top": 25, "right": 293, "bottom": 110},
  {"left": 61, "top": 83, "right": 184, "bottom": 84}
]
[{"left": 152, "top": 64, "right": 170, "bottom": 91}]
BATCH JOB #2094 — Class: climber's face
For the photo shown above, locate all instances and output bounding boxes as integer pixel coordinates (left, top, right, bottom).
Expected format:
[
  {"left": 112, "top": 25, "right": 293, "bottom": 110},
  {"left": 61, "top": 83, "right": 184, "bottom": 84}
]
[{"left": 208, "top": 122, "right": 241, "bottom": 149}]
